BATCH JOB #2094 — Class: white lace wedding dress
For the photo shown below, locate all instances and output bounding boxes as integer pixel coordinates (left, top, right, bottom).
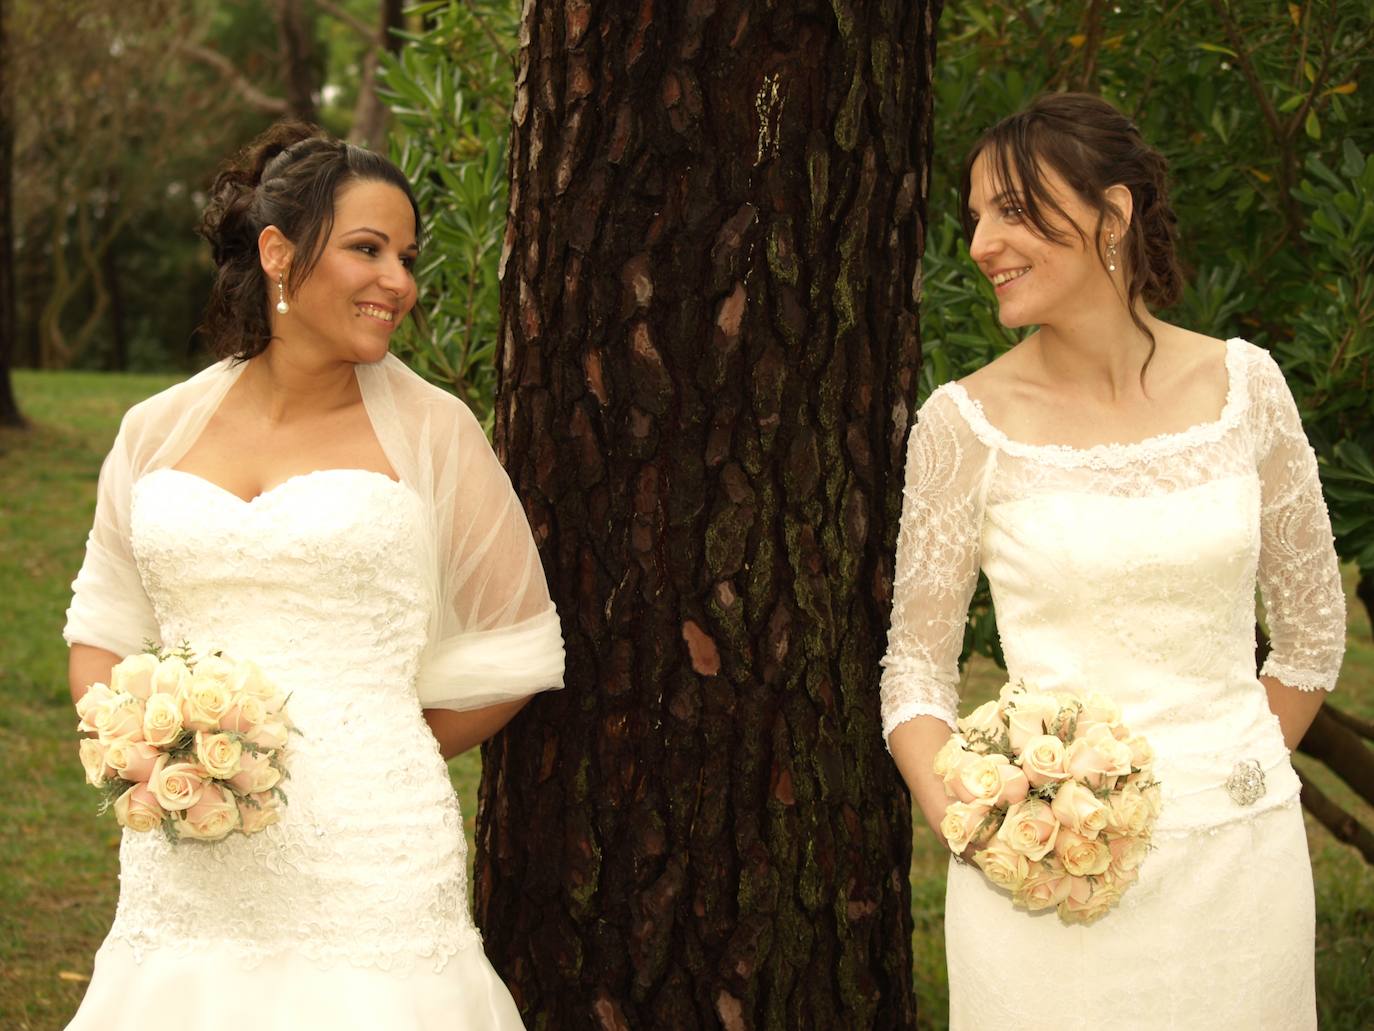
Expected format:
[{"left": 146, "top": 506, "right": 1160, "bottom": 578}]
[
  {"left": 65, "top": 468, "right": 525, "bottom": 1029},
  {"left": 881, "top": 339, "right": 1346, "bottom": 1030}
]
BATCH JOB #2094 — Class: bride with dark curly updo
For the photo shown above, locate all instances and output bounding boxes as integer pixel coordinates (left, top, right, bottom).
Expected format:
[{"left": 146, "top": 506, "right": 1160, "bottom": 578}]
[{"left": 64, "top": 123, "right": 562, "bottom": 1029}]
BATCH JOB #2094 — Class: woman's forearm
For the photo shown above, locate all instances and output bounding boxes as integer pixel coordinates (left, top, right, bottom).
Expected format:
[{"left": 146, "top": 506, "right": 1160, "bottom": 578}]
[
  {"left": 888, "top": 714, "right": 956, "bottom": 845},
  {"left": 69, "top": 644, "right": 122, "bottom": 704},
  {"left": 1261, "top": 675, "right": 1328, "bottom": 750},
  {"left": 423, "top": 697, "right": 530, "bottom": 760}
]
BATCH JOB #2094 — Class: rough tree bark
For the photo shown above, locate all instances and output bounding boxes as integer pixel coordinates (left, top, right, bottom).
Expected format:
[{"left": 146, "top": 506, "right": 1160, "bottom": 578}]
[
  {"left": 0, "top": 0, "right": 21, "bottom": 427},
  {"left": 478, "top": 1, "right": 940, "bottom": 1027}
]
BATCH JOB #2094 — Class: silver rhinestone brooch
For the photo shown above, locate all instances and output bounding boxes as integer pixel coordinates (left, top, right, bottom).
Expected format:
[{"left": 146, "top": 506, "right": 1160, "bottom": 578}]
[{"left": 1225, "top": 759, "right": 1266, "bottom": 806}]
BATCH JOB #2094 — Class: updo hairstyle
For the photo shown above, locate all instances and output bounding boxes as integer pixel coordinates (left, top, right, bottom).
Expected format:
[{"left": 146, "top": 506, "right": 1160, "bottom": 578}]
[
  {"left": 959, "top": 93, "right": 1184, "bottom": 363},
  {"left": 198, "top": 121, "right": 422, "bottom": 362}
]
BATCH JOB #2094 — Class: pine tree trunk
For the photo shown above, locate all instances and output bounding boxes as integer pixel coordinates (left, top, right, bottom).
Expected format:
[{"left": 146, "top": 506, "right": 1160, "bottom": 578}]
[
  {"left": 0, "top": 0, "right": 23, "bottom": 427},
  {"left": 479, "top": 1, "right": 940, "bottom": 1027}
]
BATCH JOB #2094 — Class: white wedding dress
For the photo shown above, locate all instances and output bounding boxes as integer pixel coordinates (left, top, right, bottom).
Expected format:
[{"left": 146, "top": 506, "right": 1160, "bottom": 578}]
[
  {"left": 66, "top": 467, "right": 525, "bottom": 1029},
  {"left": 881, "top": 339, "right": 1346, "bottom": 1030}
]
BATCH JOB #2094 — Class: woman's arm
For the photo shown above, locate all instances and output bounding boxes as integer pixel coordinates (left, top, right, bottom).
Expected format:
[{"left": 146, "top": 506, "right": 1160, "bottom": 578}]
[
  {"left": 889, "top": 715, "right": 957, "bottom": 845},
  {"left": 423, "top": 697, "right": 530, "bottom": 760},
  {"left": 69, "top": 643, "right": 121, "bottom": 705},
  {"left": 1261, "top": 675, "right": 1327, "bottom": 751}
]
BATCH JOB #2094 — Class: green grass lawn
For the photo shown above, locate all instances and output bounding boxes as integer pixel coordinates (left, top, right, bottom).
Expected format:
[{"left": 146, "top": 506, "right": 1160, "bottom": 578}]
[{"left": 2, "top": 371, "right": 1371, "bottom": 1029}]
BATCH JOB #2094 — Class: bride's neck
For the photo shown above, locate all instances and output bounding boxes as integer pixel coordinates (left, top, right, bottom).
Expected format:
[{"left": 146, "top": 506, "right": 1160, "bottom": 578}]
[{"left": 241, "top": 345, "right": 361, "bottom": 424}]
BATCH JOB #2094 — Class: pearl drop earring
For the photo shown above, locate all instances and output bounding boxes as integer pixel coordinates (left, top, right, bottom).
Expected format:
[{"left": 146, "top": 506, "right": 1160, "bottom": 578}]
[
  {"left": 1107, "top": 233, "right": 1119, "bottom": 273},
  {"left": 276, "top": 273, "right": 290, "bottom": 315}
]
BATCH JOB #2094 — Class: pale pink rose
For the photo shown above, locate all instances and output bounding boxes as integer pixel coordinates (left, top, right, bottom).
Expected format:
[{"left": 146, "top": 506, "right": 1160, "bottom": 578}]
[
  {"left": 149, "top": 756, "right": 207, "bottom": 812},
  {"left": 1012, "top": 856, "right": 1073, "bottom": 912},
  {"left": 220, "top": 694, "right": 269, "bottom": 734},
  {"left": 1064, "top": 724, "right": 1131, "bottom": 790},
  {"left": 141, "top": 693, "right": 185, "bottom": 748},
  {"left": 104, "top": 739, "right": 161, "bottom": 782},
  {"left": 1058, "top": 877, "right": 1122, "bottom": 925},
  {"left": 191, "top": 653, "right": 236, "bottom": 686},
  {"left": 246, "top": 720, "right": 289, "bottom": 751},
  {"left": 1108, "top": 835, "right": 1149, "bottom": 877},
  {"left": 953, "top": 753, "right": 1014, "bottom": 805},
  {"left": 181, "top": 673, "right": 234, "bottom": 732},
  {"left": 1050, "top": 780, "right": 1108, "bottom": 839},
  {"left": 228, "top": 751, "right": 282, "bottom": 794},
  {"left": 194, "top": 732, "right": 243, "bottom": 779},
  {"left": 229, "top": 660, "right": 279, "bottom": 705},
  {"left": 1078, "top": 692, "right": 1122, "bottom": 731},
  {"left": 109, "top": 653, "right": 159, "bottom": 701},
  {"left": 932, "top": 735, "right": 969, "bottom": 781},
  {"left": 1126, "top": 734, "right": 1155, "bottom": 771},
  {"left": 177, "top": 783, "right": 240, "bottom": 842},
  {"left": 78, "top": 738, "right": 111, "bottom": 787},
  {"left": 150, "top": 656, "right": 192, "bottom": 697},
  {"left": 1142, "top": 783, "right": 1163, "bottom": 818},
  {"left": 972, "top": 838, "right": 1030, "bottom": 892},
  {"left": 940, "top": 801, "right": 995, "bottom": 854},
  {"left": 1054, "top": 827, "right": 1112, "bottom": 877},
  {"left": 1005, "top": 692, "right": 1063, "bottom": 752},
  {"left": 75, "top": 682, "right": 116, "bottom": 732},
  {"left": 1104, "top": 786, "right": 1154, "bottom": 837},
  {"left": 992, "top": 764, "right": 1031, "bottom": 807},
  {"left": 237, "top": 792, "right": 282, "bottom": 835},
  {"left": 956, "top": 700, "right": 1004, "bottom": 740},
  {"left": 1017, "top": 734, "right": 1069, "bottom": 788},
  {"left": 996, "top": 798, "right": 1059, "bottom": 861},
  {"left": 113, "top": 782, "right": 166, "bottom": 833},
  {"left": 94, "top": 695, "right": 145, "bottom": 745}
]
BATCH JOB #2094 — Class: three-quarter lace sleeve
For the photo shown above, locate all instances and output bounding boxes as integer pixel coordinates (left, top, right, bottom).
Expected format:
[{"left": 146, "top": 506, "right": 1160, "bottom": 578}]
[
  {"left": 880, "top": 389, "right": 994, "bottom": 738},
  {"left": 1250, "top": 351, "right": 1345, "bottom": 691}
]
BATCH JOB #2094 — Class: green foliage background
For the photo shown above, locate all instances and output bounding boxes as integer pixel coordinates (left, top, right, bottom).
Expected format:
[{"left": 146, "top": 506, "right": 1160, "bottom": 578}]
[{"left": 380, "top": 1, "right": 1373, "bottom": 661}]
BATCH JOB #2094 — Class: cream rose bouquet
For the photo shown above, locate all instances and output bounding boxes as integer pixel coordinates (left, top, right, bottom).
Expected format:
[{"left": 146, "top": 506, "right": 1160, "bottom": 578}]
[
  {"left": 76, "top": 644, "right": 295, "bottom": 844},
  {"left": 936, "top": 680, "right": 1161, "bottom": 926}
]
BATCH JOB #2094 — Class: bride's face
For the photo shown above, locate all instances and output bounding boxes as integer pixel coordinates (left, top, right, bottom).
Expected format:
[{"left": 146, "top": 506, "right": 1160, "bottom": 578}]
[
  {"left": 278, "top": 179, "right": 419, "bottom": 365},
  {"left": 965, "top": 151, "right": 1112, "bottom": 330}
]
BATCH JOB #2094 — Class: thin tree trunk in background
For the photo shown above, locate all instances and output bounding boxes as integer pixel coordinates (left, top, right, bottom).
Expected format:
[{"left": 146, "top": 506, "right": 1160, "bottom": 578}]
[
  {"left": 274, "top": 0, "right": 320, "bottom": 122},
  {"left": 349, "top": 0, "right": 405, "bottom": 149},
  {"left": 0, "top": 0, "right": 23, "bottom": 427},
  {"left": 104, "top": 242, "right": 128, "bottom": 371},
  {"left": 478, "top": 1, "right": 940, "bottom": 1026}
]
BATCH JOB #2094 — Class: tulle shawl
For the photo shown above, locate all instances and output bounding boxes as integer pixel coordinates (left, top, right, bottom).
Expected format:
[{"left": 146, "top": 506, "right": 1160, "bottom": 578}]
[{"left": 64, "top": 354, "right": 564, "bottom": 711}]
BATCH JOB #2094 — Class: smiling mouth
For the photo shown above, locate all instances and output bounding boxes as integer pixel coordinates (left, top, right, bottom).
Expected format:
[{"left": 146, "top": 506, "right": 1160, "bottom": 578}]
[
  {"left": 991, "top": 267, "right": 1030, "bottom": 287},
  {"left": 358, "top": 304, "right": 396, "bottom": 323}
]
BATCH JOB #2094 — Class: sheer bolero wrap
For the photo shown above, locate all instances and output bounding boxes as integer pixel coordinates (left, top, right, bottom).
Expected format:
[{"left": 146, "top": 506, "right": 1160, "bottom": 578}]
[
  {"left": 64, "top": 354, "right": 564, "bottom": 712},
  {"left": 879, "top": 339, "right": 1345, "bottom": 741}
]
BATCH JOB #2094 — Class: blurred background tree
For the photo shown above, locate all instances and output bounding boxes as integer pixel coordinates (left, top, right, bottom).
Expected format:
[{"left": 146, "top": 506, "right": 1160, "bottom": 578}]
[{"left": 3, "top": 0, "right": 411, "bottom": 379}]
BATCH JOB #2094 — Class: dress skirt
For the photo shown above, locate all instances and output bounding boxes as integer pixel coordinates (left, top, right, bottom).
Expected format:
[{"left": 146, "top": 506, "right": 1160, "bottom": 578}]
[
  {"left": 66, "top": 938, "right": 525, "bottom": 1030},
  {"left": 944, "top": 799, "right": 1315, "bottom": 1031}
]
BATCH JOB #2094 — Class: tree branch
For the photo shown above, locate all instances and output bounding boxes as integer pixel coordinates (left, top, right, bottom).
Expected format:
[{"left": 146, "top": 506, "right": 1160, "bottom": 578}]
[
  {"left": 177, "top": 42, "right": 288, "bottom": 115},
  {"left": 315, "top": 0, "right": 377, "bottom": 44},
  {"left": 1297, "top": 705, "right": 1374, "bottom": 810},
  {"left": 1325, "top": 703, "right": 1374, "bottom": 744},
  {"left": 1207, "top": 0, "right": 1285, "bottom": 143},
  {"left": 1297, "top": 767, "right": 1374, "bottom": 864}
]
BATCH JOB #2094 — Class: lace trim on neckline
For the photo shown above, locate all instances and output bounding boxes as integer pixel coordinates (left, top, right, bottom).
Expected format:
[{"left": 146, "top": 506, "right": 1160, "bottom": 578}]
[{"left": 938, "top": 338, "right": 1251, "bottom": 468}]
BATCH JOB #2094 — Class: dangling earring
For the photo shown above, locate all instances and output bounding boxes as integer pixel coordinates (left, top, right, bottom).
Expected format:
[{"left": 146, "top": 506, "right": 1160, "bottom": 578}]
[
  {"left": 276, "top": 272, "right": 290, "bottom": 315},
  {"left": 1107, "top": 233, "right": 1119, "bottom": 273}
]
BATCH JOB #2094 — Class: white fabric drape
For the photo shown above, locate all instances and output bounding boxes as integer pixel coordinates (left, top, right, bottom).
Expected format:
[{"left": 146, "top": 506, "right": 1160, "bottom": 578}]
[{"left": 65, "top": 354, "right": 563, "bottom": 711}]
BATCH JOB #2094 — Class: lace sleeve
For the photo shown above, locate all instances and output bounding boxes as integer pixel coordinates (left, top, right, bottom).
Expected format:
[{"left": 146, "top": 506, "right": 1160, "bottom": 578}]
[
  {"left": 1250, "top": 351, "right": 1345, "bottom": 691},
  {"left": 880, "top": 389, "right": 994, "bottom": 739}
]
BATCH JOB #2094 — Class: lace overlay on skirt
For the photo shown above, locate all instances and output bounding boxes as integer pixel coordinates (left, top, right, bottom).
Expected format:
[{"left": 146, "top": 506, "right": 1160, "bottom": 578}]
[{"left": 108, "top": 469, "right": 477, "bottom": 974}]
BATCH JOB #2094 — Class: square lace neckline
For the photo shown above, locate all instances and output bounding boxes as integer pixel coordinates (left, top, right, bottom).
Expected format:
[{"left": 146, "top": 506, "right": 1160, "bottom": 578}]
[{"left": 937, "top": 337, "right": 1248, "bottom": 468}]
